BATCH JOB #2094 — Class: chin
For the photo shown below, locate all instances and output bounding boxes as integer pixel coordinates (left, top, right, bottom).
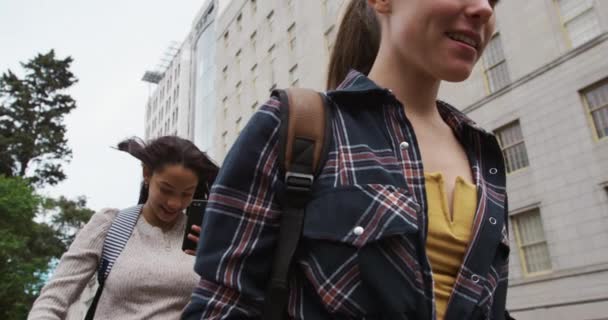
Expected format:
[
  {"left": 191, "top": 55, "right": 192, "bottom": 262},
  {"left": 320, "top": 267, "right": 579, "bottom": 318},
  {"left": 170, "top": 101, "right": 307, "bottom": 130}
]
[{"left": 439, "top": 65, "right": 474, "bottom": 83}]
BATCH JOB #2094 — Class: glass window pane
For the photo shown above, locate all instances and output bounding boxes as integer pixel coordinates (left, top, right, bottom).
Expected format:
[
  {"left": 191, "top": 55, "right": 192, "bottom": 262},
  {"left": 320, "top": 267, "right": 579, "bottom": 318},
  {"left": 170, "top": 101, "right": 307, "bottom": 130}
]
[
  {"left": 586, "top": 83, "right": 608, "bottom": 110},
  {"left": 513, "top": 209, "right": 552, "bottom": 274},
  {"left": 488, "top": 62, "right": 510, "bottom": 92},
  {"left": 496, "top": 121, "right": 528, "bottom": 172},
  {"left": 484, "top": 35, "right": 505, "bottom": 68},
  {"left": 524, "top": 242, "right": 552, "bottom": 273},
  {"left": 592, "top": 107, "right": 608, "bottom": 138}
]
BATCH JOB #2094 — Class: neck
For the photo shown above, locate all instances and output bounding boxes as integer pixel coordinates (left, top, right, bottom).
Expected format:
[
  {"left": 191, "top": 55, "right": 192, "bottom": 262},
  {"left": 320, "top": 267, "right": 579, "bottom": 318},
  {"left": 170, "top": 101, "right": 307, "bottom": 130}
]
[
  {"left": 367, "top": 45, "right": 442, "bottom": 122},
  {"left": 142, "top": 203, "right": 174, "bottom": 230}
]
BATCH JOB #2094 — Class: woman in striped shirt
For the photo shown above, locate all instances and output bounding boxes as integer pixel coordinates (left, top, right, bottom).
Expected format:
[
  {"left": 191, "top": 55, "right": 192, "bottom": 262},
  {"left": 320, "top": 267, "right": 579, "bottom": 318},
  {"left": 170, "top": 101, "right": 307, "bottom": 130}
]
[{"left": 29, "top": 136, "right": 217, "bottom": 319}]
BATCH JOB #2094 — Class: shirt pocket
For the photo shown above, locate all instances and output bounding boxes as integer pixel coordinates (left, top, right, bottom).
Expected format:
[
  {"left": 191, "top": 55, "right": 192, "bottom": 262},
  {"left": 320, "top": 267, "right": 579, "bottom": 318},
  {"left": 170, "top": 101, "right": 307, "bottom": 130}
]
[
  {"left": 302, "top": 184, "right": 421, "bottom": 247},
  {"left": 294, "top": 184, "right": 422, "bottom": 316}
]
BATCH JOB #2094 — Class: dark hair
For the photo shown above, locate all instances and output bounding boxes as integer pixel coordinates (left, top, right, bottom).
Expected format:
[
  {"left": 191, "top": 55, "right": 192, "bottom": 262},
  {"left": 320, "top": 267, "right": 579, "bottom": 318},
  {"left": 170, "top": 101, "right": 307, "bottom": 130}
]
[
  {"left": 117, "top": 136, "right": 219, "bottom": 204},
  {"left": 326, "top": 0, "right": 381, "bottom": 90}
]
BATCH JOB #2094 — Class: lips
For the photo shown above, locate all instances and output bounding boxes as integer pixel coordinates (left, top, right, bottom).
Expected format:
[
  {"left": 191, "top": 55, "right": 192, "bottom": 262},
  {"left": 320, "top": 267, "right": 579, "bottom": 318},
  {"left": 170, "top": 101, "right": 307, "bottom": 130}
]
[
  {"left": 161, "top": 206, "right": 179, "bottom": 216},
  {"left": 446, "top": 31, "right": 481, "bottom": 50}
]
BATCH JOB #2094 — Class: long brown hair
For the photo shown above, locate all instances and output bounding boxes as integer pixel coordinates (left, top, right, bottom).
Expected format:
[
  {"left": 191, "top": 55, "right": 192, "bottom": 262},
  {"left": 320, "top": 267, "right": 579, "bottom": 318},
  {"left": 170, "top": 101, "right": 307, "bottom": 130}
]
[
  {"left": 117, "top": 136, "right": 219, "bottom": 204},
  {"left": 326, "top": 0, "right": 381, "bottom": 90}
]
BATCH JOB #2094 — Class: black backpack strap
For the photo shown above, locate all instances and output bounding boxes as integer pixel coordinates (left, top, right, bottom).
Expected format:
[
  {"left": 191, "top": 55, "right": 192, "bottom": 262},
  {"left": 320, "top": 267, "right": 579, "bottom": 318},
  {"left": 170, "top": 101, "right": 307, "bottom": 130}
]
[
  {"left": 263, "top": 88, "right": 331, "bottom": 320},
  {"left": 85, "top": 205, "right": 142, "bottom": 320}
]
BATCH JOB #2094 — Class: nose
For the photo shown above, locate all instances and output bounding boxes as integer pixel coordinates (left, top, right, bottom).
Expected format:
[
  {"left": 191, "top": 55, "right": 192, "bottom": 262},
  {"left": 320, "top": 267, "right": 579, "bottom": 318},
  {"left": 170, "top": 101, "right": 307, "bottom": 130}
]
[
  {"left": 167, "top": 197, "right": 182, "bottom": 211},
  {"left": 465, "top": 0, "right": 495, "bottom": 25}
]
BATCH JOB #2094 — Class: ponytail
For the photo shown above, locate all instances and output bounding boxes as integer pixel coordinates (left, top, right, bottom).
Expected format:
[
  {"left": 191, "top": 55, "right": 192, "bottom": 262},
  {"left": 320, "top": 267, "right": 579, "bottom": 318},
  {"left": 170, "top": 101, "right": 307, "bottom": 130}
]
[{"left": 326, "top": 0, "right": 381, "bottom": 90}]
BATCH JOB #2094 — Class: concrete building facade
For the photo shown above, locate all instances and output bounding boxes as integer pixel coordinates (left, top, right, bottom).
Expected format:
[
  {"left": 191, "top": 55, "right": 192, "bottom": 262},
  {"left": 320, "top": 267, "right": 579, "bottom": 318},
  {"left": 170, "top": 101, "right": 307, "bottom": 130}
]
[
  {"left": 212, "top": 0, "right": 346, "bottom": 161},
  {"left": 146, "top": 0, "right": 608, "bottom": 318},
  {"left": 439, "top": 1, "right": 608, "bottom": 319},
  {"left": 143, "top": 38, "right": 194, "bottom": 141},
  {"left": 191, "top": 0, "right": 221, "bottom": 159}
]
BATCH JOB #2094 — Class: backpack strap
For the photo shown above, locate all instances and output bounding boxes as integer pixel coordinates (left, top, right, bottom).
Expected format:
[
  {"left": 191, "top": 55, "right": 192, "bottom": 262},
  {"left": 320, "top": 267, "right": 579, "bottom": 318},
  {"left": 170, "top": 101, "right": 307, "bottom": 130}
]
[
  {"left": 84, "top": 205, "right": 142, "bottom": 320},
  {"left": 263, "top": 88, "right": 331, "bottom": 320}
]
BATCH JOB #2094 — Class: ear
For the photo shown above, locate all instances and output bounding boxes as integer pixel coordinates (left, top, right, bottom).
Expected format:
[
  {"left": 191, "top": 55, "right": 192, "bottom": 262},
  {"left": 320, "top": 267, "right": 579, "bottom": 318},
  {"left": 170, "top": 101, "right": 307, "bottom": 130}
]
[
  {"left": 368, "top": 0, "right": 391, "bottom": 14},
  {"left": 142, "top": 165, "right": 152, "bottom": 185}
]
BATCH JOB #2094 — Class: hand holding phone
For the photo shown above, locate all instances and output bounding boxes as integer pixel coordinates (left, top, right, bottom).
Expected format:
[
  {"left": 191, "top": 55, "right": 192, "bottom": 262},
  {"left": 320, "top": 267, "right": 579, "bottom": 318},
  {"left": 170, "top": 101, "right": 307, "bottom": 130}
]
[
  {"left": 182, "top": 199, "right": 206, "bottom": 254},
  {"left": 184, "top": 225, "right": 201, "bottom": 255}
]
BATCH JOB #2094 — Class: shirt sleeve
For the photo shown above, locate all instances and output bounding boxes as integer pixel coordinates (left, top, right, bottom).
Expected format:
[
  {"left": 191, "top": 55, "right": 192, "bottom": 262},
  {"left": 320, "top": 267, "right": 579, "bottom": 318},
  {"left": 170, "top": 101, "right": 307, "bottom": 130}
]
[
  {"left": 182, "top": 96, "right": 285, "bottom": 320},
  {"left": 28, "top": 208, "right": 118, "bottom": 320}
]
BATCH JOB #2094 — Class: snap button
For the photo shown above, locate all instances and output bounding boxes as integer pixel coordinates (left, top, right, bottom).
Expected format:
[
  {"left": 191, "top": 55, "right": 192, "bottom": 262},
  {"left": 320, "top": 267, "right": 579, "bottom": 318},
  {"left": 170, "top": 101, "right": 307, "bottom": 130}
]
[
  {"left": 489, "top": 168, "right": 498, "bottom": 175},
  {"left": 471, "top": 274, "right": 480, "bottom": 283},
  {"left": 400, "top": 141, "right": 409, "bottom": 150},
  {"left": 353, "top": 226, "right": 364, "bottom": 236},
  {"left": 489, "top": 217, "right": 497, "bottom": 225}
]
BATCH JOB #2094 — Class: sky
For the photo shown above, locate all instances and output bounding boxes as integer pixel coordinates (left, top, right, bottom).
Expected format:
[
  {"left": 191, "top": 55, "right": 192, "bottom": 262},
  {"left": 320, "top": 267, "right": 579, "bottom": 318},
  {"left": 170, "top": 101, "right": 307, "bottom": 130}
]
[{"left": 0, "top": 0, "right": 222, "bottom": 211}]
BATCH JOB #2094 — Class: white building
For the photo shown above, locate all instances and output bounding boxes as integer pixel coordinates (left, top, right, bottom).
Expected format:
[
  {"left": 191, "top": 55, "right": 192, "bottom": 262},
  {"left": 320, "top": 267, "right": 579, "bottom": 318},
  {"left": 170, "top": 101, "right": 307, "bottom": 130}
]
[
  {"left": 143, "top": 38, "right": 195, "bottom": 141},
  {"left": 211, "top": 0, "right": 346, "bottom": 162},
  {"left": 144, "top": 1, "right": 608, "bottom": 318},
  {"left": 191, "top": 0, "right": 221, "bottom": 159},
  {"left": 439, "top": 1, "right": 608, "bottom": 319}
]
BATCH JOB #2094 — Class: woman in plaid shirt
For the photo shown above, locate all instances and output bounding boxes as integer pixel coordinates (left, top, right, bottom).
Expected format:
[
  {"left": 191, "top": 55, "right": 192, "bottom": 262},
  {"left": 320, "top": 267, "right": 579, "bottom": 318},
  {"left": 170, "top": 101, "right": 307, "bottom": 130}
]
[{"left": 184, "top": 0, "right": 511, "bottom": 319}]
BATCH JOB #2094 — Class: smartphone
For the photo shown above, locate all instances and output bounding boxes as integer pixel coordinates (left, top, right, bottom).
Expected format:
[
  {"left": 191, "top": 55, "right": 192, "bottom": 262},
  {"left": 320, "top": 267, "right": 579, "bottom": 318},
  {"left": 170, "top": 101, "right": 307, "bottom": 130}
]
[{"left": 182, "top": 199, "right": 207, "bottom": 252}]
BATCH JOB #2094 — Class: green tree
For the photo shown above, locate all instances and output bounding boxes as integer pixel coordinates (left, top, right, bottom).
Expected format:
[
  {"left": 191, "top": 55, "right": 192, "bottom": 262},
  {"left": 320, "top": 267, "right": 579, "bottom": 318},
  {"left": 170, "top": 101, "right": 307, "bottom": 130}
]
[
  {"left": 0, "top": 176, "right": 63, "bottom": 319},
  {"left": 41, "top": 196, "right": 95, "bottom": 247},
  {"left": 0, "top": 51, "right": 93, "bottom": 318},
  {"left": 0, "top": 176, "right": 95, "bottom": 319},
  {"left": 0, "top": 49, "right": 77, "bottom": 187}
]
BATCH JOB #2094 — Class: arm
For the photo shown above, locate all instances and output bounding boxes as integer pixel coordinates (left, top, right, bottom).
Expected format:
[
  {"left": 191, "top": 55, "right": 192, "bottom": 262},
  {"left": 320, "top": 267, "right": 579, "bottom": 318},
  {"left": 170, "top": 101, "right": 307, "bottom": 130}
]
[
  {"left": 28, "top": 208, "right": 118, "bottom": 320},
  {"left": 182, "top": 97, "right": 284, "bottom": 320}
]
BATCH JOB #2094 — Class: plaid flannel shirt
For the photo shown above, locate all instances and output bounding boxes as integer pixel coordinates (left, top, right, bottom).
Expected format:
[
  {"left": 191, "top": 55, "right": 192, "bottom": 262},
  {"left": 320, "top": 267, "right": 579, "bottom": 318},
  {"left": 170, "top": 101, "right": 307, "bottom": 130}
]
[{"left": 182, "top": 71, "right": 510, "bottom": 320}]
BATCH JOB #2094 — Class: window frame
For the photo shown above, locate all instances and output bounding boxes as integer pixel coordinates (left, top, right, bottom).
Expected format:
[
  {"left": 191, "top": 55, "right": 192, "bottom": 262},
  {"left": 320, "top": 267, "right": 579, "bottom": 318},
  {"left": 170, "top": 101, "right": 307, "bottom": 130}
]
[{"left": 511, "top": 208, "right": 553, "bottom": 277}]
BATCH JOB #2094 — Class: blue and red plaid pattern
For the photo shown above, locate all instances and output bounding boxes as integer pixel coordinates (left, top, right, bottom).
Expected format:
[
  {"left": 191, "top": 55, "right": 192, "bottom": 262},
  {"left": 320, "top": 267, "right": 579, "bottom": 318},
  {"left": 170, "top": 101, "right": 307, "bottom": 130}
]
[{"left": 182, "top": 71, "right": 510, "bottom": 320}]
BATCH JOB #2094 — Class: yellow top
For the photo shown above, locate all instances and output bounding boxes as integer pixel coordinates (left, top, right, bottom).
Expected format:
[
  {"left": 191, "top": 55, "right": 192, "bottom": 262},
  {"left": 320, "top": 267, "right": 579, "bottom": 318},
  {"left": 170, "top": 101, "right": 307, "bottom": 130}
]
[{"left": 424, "top": 172, "right": 477, "bottom": 320}]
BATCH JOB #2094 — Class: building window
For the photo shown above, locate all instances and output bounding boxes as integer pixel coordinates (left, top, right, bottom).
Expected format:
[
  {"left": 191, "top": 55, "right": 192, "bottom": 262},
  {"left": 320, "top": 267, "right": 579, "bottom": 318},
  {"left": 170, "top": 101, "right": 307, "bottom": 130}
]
[
  {"left": 495, "top": 120, "right": 529, "bottom": 173},
  {"left": 266, "top": 10, "right": 275, "bottom": 33},
  {"left": 289, "top": 64, "right": 298, "bottom": 86},
  {"left": 236, "top": 80, "right": 242, "bottom": 110},
  {"left": 222, "top": 96, "right": 228, "bottom": 120},
  {"left": 251, "top": 63, "right": 258, "bottom": 102},
  {"left": 222, "top": 130, "right": 228, "bottom": 152},
  {"left": 269, "top": 58, "right": 276, "bottom": 91},
  {"left": 250, "top": 30, "right": 257, "bottom": 54},
  {"left": 512, "top": 209, "right": 552, "bottom": 275},
  {"left": 235, "top": 49, "right": 242, "bottom": 78},
  {"left": 250, "top": 0, "right": 257, "bottom": 13},
  {"left": 581, "top": 79, "right": 608, "bottom": 140},
  {"left": 288, "top": 23, "right": 296, "bottom": 51},
  {"left": 556, "top": 0, "right": 601, "bottom": 48},
  {"left": 324, "top": 25, "right": 336, "bottom": 54},
  {"left": 236, "top": 13, "right": 242, "bottom": 31},
  {"left": 236, "top": 116, "right": 243, "bottom": 135},
  {"left": 223, "top": 31, "right": 229, "bottom": 48},
  {"left": 482, "top": 33, "right": 511, "bottom": 93},
  {"left": 251, "top": 101, "right": 258, "bottom": 113},
  {"left": 222, "top": 65, "right": 228, "bottom": 82}
]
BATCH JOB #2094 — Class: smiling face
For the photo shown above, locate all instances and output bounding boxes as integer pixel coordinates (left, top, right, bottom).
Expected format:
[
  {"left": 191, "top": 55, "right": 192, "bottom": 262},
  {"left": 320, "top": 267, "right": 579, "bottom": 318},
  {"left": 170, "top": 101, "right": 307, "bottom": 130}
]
[
  {"left": 373, "top": 0, "right": 498, "bottom": 82},
  {"left": 144, "top": 164, "right": 199, "bottom": 226}
]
